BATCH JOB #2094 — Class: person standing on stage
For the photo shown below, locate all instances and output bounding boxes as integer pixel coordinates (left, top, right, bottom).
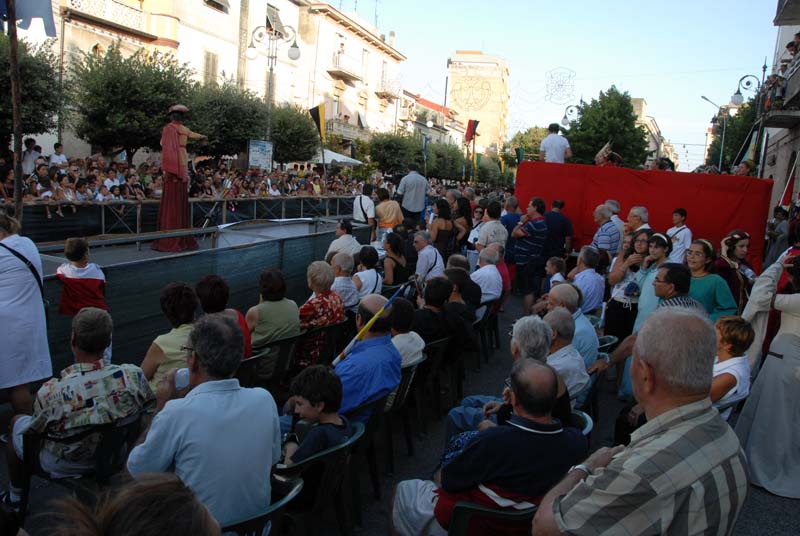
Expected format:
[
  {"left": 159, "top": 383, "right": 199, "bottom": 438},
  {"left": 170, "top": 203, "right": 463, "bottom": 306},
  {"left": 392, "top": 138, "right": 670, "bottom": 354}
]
[{"left": 152, "top": 104, "right": 207, "bottom": 252}]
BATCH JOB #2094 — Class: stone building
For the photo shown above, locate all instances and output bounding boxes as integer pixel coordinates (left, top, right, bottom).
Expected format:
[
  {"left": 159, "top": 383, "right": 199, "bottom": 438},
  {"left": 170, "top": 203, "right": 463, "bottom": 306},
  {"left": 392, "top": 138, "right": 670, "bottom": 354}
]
[{"left": 631, "top": 98, "right": 678, "bottom": 169}]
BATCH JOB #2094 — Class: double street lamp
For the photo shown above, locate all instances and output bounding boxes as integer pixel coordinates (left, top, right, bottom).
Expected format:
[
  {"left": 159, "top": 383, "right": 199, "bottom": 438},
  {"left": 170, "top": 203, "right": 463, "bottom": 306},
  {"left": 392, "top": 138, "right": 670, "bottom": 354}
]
[
  {"left": 701, "top": 95, "right": 727, "bottom": 171},
  {"left": 561, "top": 105, "right": 580, "bottom": 126},
  {"left": 245, "top": 25, "right": 301, "bottom": 141}
]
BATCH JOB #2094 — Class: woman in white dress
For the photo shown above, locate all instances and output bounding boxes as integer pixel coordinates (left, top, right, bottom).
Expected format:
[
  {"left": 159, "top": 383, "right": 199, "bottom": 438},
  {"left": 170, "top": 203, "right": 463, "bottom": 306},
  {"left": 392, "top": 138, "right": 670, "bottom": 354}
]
[
  {"left": 735, "top": 255, "right": 800, "bottom": 498},
  {"left": 0, "top": 212, "right": 52, "bottom": 414}
]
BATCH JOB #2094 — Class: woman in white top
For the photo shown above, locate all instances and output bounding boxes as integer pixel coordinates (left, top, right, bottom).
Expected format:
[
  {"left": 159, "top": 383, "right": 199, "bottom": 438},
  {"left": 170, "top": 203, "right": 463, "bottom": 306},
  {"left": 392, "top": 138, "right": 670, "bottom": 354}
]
[
  {"left": 353, "top": 245, "right": 383, "bottom": 299},
  {"left": 736, "top": 255, "right": 800, "bottom": 498},
  {"left": 710, "top": 316, "right": 753, "bottom": 420},
  {"left": 0, "top": 212, "right": 52, "bottom": 414},
  {"left": 603, "top": 233, "right": 642, "bottom": 341}
]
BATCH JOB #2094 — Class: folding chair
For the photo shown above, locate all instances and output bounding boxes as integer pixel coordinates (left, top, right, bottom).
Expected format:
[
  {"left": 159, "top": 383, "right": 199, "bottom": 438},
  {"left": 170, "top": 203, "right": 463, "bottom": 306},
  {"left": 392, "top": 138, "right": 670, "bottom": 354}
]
[
  {"left": 447, "top": 500, "right": 537, "bottom": 536},
  {"left": 221, "top": 477, "right": 304, "bottom": 536}
]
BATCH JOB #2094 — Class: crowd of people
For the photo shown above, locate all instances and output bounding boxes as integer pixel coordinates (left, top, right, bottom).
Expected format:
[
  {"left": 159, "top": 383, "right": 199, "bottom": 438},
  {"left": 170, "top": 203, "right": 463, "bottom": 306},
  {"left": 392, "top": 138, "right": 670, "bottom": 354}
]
[{"left": 1, "top": 160, "right": 799, "bottom": 534}]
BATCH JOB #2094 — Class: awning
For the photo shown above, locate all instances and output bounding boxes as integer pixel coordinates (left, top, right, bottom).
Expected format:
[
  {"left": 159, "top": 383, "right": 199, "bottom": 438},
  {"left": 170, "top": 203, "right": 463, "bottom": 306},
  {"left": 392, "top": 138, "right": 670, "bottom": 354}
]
[
  {"left": 357, "top": 111, "right": 369, "bottom": 129},
  {"left": 311, "top": 148, "right": 363, "bottom": 166},
  {"left": 204, "top": 0, "right": 230, "bottom": 14},
  {"left": 266, "top": 4, "right": 286, "bottom": 38}
]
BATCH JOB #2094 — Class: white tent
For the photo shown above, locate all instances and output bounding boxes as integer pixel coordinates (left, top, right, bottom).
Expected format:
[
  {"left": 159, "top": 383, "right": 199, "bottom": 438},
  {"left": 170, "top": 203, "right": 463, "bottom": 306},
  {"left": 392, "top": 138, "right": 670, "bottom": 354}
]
[{"left": 310, "top": 148, "right": 363, "bottom": 166}]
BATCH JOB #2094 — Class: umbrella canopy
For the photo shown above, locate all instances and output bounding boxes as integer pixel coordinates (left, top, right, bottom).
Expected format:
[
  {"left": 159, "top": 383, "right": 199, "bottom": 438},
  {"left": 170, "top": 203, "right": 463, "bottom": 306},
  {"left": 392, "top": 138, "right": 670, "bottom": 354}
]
[{"left": 311, "top": 148, "right": 363, "bottom": 166}]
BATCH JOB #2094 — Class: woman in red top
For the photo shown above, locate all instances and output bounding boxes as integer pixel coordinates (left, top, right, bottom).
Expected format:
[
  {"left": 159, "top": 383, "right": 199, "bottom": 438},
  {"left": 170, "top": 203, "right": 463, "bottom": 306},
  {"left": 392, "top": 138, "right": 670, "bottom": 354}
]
[
  {"left": 297, "top": 261, "right": 345, "bottom": 367},
  {"left": 715, "top": 230, "right": 758, "bottom": 315},
  {"left": 194, "top": 275, "right": 252, "bottom": 359}
]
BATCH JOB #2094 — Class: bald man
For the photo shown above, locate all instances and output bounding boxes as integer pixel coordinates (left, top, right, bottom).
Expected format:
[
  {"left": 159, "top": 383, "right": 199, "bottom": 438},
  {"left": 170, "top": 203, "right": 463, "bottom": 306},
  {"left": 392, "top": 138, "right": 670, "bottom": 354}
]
[
  {"left": 334, "top": 294, "right": 402, "bottom": 422},
  {"left": 534, "top": 284, "right": 599, "bottom": 369}
]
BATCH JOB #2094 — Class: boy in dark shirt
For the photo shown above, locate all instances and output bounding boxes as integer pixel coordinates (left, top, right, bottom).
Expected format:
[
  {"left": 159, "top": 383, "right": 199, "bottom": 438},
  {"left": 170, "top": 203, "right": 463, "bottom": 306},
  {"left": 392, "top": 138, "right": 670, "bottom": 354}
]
[{"left": 283, "top": 365, "right": 353, "bottom": 464}]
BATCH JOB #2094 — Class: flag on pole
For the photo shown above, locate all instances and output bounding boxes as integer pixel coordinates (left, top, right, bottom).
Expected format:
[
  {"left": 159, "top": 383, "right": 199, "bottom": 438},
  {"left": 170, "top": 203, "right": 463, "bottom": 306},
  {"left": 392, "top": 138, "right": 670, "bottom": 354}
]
[
  {"left": 465, "top": 119, "right": 479, "bottom": 143},
  {"left": 499, "top": 157, "right": 505, "bottom": 173},
  {"left": 475, "top": 153, "right": 482, "bottom": 167},
  {"left": 423, "top": 135, "right": 429, "bottom": 161},
  {"left": 308, "top": 103, "right": 326, "bottom": 142},
  {"left": 515, "top": 147, "right": 524, "bottom": 165}
]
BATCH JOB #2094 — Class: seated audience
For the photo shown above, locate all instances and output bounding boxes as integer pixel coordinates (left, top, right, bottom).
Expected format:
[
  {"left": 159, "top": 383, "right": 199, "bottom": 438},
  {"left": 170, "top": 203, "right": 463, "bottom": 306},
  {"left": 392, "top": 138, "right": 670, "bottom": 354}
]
[
  {"left": 545, "top": 256, "right": 567, "bottom": 292},
  {"left": 414, "top": 231, "right": 445, "bottom": 281},
  {"left": 283, "top": 365, "right": 353, "bottom": 465},
  {"left": 246, "top": 268, "right": 301, "bottom": 347},
  {"left": 470, "top": 246, "right": 503, "bottom": 319},
  {"left": 326, "top": 219, "right": 361, "bottom": 259},
  {"left": 569, "top": 246, "right": 605, "bottom": 314},
  {"left": 382, "top": 232, "right": 411, "bottom": 286},
  {"left": 412, "top": 277, "right": 454, "bottom": 344},
  {"left": 141, "top": 282, "right": 198, "bottom": 389},
  {"left": 533, "top": 308, "right": 749, "bottom": 535},
  {"left": 56, "top": 237, "right": 107, "bottom": 316},
  {"left": 3, "top": 308, "right": 153, "bottom": 510},
  {"left": 534, "top": 284, "right": 599, "bottom": 369},
  {"left": 542, "top": 307, "right": 590, "bottom": 403},
  {"left": 331, "top": 252, "right": 360, "bottom": 314},
  {"left": 195, "top": 275, "right": 251, "bottom": 359},
  {"left": 711, "top": 316, "right": 753, "bottom": 420},
  {"left": 50, "top": 474, "right": 220, "bottom": 536},
  {"left": 390, "top": 297, "right": 425, "bottom": 368},
  {"left": 334, "top": 294, "right": 402, "bottom": 420},
  {"left": 392, "top": 359, "right": 587, "bottom": 536},
  {"left": 299, "top": 261, "right": 345, "bottom": 367},
  {"left": 353, "top": 245, "right": 383, "bottom": 299},
  {"left": 128, "top": 315, "right": 282, "bottom": 528}
]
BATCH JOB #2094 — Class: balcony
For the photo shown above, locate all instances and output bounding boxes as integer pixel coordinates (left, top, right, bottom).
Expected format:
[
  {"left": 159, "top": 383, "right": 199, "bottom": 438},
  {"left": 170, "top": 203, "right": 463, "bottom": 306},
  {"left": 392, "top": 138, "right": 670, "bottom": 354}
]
[
  {"left": 763, "top": 109, "right": 800, "bottom": 129},
  {"left": 326, "top": 119, "right": 371, "bottom": 142},
  {"left": 63, "top": 0, "right": 155, "bottom": 39},
  {"left": 327, "top": 53, "right": 362, "bottom": 82},
  {"left": 375, "top": 77, "right": 400, "bottom": 101},
  {"left": 775, "top": 0, "right": 800, "bottom": 25}
]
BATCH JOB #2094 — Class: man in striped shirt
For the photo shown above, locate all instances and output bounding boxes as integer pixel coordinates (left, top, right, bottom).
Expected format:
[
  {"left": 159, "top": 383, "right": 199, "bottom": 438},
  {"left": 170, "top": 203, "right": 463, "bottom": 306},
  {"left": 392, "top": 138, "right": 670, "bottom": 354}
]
[
  {"left": 590, "top": 204, "right": 622, "bottom": 255},
  {"left": 534, "top": 307, "right": 749, "bottom": 536}
]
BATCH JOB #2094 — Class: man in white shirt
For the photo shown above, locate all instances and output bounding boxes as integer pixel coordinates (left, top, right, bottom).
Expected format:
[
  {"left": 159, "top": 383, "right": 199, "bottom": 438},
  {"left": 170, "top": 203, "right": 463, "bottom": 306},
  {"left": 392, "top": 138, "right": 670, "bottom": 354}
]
[
  {"left": 571, "top": 246, "right": 605, "bottom": 314},
  {"left": 476, "top": 201, "right": 508, "bottom": 251},
  {"left": 127, "top": 315, "right": 281, "bottom": 528},
  {"left": 413, "top": 231, "right": 444, "bottom": 281},
  {"left": 626, "top": 205, "right": 651, "bottom": 233},
  {"left": 330, "top": 252, "right": 360, "bottom": 313},
  {"left": 471, "top": 246, "right": 503, "bottom": 317},
  {"left": 390, "top": 298, "right": 425, "bottom": 368},
  {"left": 397, "top": 163, "right": 428, "bottom": 220},
  {"left": 666, "top": 208, "right": 692, "bottom": 263},
  {"left": 353, "top": 183, "right": 375, "bottom": 227},
  {"left": 605, "top": 199, "right": 625, "bottom": 237},
  {"left": 539, "top": 123, "right": 572, "bottom": 164},
  {"left": 49, "top": 143, "right": 69, "bottom": 174},
  {"left": 21, "top": 138, "right": 40, "bottom": 176},
  {"left": 326, "top": 219, "right": 362, "bottom": 260},
  {"left": 543, "top": 307, "right": 590, "bottom": 400}
]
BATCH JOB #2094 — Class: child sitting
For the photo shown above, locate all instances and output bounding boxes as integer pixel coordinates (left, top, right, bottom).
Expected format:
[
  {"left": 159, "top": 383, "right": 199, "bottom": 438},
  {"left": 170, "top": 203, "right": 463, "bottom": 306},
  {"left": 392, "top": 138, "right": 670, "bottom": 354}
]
[
  {"left": 56, "top": 237, "right": 107, "bottom": 316},
  {"left": 545, "top": 256, "right": 566, "bottom": 292},
  {"left": 283, "top": 365, "right": 353, "bottom": 465},
  {"left": 711, "top": 316, "right": 754, "bottom": 420}
]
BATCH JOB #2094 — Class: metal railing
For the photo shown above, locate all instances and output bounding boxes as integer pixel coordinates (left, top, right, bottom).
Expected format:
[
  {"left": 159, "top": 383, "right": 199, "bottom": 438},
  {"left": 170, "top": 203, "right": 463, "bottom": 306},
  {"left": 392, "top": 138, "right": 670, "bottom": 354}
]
[{"left": 16, "top": 196, "right": 357, "bottom": 243}]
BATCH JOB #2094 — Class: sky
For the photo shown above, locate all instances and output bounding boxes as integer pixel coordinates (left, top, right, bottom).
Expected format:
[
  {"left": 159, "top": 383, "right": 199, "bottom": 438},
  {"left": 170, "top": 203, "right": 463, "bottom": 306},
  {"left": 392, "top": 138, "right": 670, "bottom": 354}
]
[{"left": 341, "top": 0, "right": 780, "bottom": 170}]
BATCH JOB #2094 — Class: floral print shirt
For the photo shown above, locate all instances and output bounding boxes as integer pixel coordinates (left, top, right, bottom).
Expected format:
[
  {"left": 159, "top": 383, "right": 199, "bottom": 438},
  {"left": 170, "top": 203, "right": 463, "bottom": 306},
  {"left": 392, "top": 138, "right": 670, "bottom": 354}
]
[{"left": 297, "top": 290, "right": 345, "bottom": 366}]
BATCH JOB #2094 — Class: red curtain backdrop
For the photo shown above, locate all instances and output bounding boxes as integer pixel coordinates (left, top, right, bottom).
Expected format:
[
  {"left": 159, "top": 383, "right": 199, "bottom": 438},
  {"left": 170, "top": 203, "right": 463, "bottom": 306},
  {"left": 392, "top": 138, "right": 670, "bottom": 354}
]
[{"left": 514, "top": 162, "right": 774, "bottom": 273}]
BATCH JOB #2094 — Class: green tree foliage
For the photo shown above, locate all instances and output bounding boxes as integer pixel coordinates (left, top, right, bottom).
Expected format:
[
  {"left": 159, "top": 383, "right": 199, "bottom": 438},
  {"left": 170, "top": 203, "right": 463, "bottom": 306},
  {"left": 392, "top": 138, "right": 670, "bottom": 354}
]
[
  {"left": 368, "top": 132, "right": 417, "bottom": 173},
  {"left": 69, "top": 42, "right": 194, "bottom": 159},
  {"left": 507, "top": 126, "right": 549, "bottom": 163},
  {"left": 0, "top": 35, "right": 60, "bottom": 153},
  {"left": 705, "top": 98, "right": 758, "bottom": 171},
  {"left": 271, "top": 103, "right": 319, "bottom": 164},
  {"left": 566, "top": 86, "right": 649, "bottom": 167},
  {"left": 477, "top": 156, "right": 501, "bottom": 184},
  {"left": 429, "top": 143, "right": 466, "bottom": 180},
  {"left": 187, "top": 79, "right": 268, "bottom": 156}
]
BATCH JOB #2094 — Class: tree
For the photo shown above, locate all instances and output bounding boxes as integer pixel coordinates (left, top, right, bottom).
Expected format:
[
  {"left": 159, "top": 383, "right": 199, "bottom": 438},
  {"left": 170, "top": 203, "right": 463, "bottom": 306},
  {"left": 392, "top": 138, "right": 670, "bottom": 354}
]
[
  {"left": 706, "top": 98, "right": 758, "bottom": 172},
  {"left": 507, "top": 126, "right": 549, "bottom": 163},
  {"left": 270, "top": 103, "right": 319, "bottom": 164},
  {"left": 187, "top": 80, "right": 268, "bottom": 156},
  {"left": 565, "top": 86, "right": 649, "bottom": 167},
  {"left": 477, "top": 156, "right": 501, "bottom": 184},
  {"left": 0, "top": 35, "right": 60, "bottom": 154},
  {"left": 368, "top": 132, "right": 417, "bottom": 173},
  {"left": 69, "top": 41, "right": 194, "bottom": 160},
  {"left": 429, "top": 143, "right": 466, "bottom": 180}
]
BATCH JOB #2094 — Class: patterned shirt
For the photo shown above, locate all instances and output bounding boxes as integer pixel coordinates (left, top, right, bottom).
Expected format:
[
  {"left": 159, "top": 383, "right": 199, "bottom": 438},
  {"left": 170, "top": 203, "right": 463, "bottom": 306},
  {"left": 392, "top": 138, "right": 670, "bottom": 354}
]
[
  {"left": 553, "top": 398, "right": 749, "bottom": 535},
  {"left": 591, "top": 220, "right": 622, "bottom": 254},
  {"left": 298, "top": 290, "right": 345, "bottom": 366},
  {"left": 514, "top": 216, "right": 548, "bottom": 266},
  {"left": 27, "top": 360, "right": 154, "bottom": 462}
]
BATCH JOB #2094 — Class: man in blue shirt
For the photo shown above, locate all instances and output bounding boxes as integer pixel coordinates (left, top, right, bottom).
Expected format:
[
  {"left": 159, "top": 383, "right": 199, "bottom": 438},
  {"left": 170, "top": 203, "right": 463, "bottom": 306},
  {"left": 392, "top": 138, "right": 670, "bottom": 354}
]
[
  {"left": 127, "top": 315, "right": 282, "bottom": 528},
  {"left": 513, "top": 197, "right": 549, "bottom": 313},
  {"left": 544, "top": 199, "right": 574, "bottom": 259},
  {"left": 335, "top": 294, "right": 402, "bottom": 421},
  {"left": 572, "top": 246, "right": 605, "bottom": 314}
]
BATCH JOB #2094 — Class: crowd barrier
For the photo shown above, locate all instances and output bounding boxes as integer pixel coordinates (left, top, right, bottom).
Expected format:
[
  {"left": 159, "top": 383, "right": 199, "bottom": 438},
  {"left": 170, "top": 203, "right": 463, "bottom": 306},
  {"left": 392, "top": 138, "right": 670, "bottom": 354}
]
[{"left": 16, "top": 196, "right": 358, "bottom": 243}]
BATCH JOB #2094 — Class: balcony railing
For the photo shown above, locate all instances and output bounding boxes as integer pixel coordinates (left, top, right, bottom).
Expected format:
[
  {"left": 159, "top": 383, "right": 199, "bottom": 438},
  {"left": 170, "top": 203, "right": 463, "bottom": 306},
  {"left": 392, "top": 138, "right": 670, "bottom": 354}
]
[
  {"left": 326, "top": 119, "right": 371, "bottom": 141},
  {"left": 375, "top": 77, "right": 400, "bottom": 100},
  {"left": 775, "top": 0, "right": 800, "bottom": 25},
  {"left": 66, "top": 0, "right": 147, "bottom": 33},
  {"left": 328, "top": 53, "right": 362, "bottom": 82}
]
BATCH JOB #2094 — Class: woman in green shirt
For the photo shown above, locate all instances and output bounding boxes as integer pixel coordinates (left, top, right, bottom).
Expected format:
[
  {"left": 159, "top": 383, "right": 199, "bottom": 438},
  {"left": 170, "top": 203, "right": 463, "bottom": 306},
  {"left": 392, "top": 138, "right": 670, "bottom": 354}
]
[
  {"left": 246, "top": 268, "right": 301, "bottom": 348},
  {"left": 686, "top": 239, "right": 737, "bottom": 321}
]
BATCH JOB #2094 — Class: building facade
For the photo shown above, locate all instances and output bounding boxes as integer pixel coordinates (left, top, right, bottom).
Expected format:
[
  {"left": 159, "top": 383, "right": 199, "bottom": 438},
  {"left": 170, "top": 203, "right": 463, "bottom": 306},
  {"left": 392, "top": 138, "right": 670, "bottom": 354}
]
[
  {"left": 398, "top": 91, "right": 466, "bottom": 147},
  {"left": 447, "top": 50, "right": 509, "bottom": 153},
  {"left": 631, "top": 98, "right": 678, "bottom": 169}
]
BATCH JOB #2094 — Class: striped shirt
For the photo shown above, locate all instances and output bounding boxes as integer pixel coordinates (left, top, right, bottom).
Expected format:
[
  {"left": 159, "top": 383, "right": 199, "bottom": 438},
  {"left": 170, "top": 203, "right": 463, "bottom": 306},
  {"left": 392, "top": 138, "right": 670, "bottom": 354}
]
[
  {"left": 554, "top": 398, "right": 749, "bottom": 535},
  {"left": 591, "top": 220, "right": 622, "bottom": 254}
]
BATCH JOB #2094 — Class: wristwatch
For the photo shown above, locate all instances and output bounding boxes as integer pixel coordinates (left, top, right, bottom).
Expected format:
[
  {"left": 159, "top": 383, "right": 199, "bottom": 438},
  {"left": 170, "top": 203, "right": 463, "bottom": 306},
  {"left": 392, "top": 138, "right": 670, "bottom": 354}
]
[{"left": 569, "top": 464, "right": 592, "bottom": 477}]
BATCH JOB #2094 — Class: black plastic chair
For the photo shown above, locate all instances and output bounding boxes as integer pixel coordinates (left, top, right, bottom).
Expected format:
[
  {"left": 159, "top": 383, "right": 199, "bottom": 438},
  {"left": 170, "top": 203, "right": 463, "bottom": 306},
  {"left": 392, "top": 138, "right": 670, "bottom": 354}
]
[
  {"left": 597, "top": 334, "right": 619, "bottom": 353},
  {"left": 299, "top": 319, "right": 351, "bottom": 365},
  {"left": 384, "top": 356, "right": 427, "bottom": 474},
  {"left": 19, "top": 410, "right": 146, "bottom": 523},
  {"left": 446, "top": 500, "right": 538, "bottom": 536},
  {"left": 274, "top": 421, "right": 365, "bottom": 536},
  {"left": 475, "top": 300, "right": 500, "bottom": 365},
  {"left": 380, "top": 283, "right": 403, "bottom": 299},
  {"left": 221, "top": 476, "right": 304, "bottom": 536},
  {"left": 238, "top": 332, "right": 303, "bottom": 405},
  {"left": 412, "top": 337, "right": 451, "bottom": 433}
]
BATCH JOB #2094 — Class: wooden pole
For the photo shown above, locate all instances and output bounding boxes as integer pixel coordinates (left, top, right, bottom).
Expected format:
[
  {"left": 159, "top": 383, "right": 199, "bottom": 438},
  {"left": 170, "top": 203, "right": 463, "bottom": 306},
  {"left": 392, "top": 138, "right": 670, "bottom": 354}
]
[{"left": 7, "top": 0, "right": 24, "bottom": 224}]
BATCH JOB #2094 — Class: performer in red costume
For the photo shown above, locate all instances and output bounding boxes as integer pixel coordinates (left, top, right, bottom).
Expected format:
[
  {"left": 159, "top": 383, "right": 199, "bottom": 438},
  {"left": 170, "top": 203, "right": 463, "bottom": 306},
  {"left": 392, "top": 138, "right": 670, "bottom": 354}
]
[{"left": 152, "top": 104, "right": 206, "bottom": 252}]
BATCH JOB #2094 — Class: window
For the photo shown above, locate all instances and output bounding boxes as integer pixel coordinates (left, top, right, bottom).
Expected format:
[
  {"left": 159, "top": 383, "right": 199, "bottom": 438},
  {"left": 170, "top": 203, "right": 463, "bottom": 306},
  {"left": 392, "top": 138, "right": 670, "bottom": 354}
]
[
  {"left": 333, "top": 96, "right": 340, "bottom": 118},
  {"left": 203, "top": 51, "right": 218, "bottom": 85},
  {"left": 380, "top": 61, "right": 387, "bottom": 86},
  {"left": 361, "top": 49, "right": 369, "bottom": 84},
  {"left": 266, "top": 4, "right": 286, "bottom": 38},
  {"left": 203, "top": 0, "right": 230, "bottom": 14}
]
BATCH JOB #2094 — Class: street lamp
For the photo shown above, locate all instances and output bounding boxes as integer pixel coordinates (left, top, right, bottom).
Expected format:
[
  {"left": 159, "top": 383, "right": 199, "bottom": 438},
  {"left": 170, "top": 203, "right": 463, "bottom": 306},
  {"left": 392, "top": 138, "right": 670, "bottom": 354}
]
[
  {"left": 561, "top": 105, "right": 579, "bottom": 127},
  {"left": 246, "top": 25, "right": 300, "bottom": 141},
  {"left": 730, "top": 75, "right": 761, "bottom": 106},
  {"left": 701, "top": 95, "right": 727, "bottom": 171}
]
